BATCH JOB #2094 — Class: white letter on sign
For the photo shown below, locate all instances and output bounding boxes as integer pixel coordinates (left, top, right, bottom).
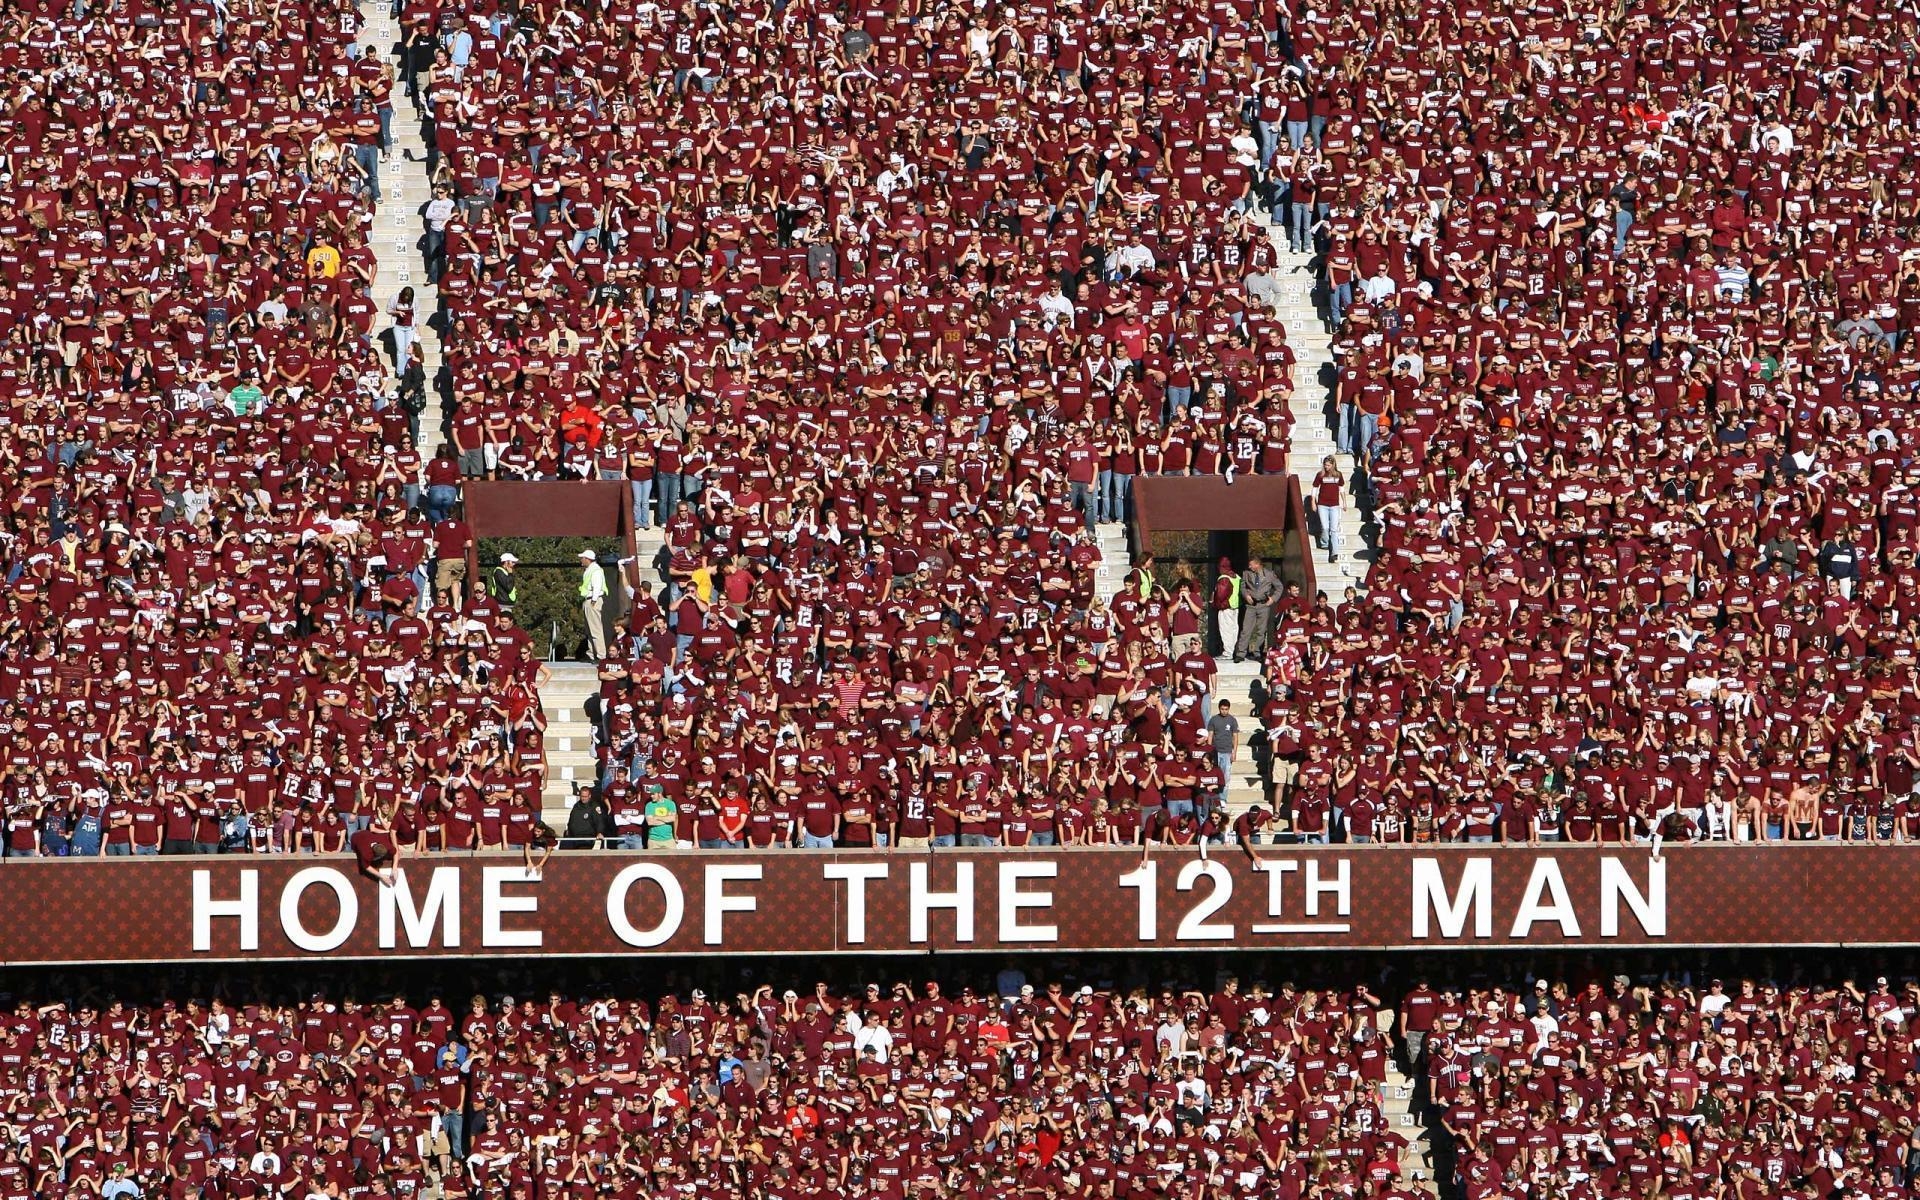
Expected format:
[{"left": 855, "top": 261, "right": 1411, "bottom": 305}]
[
  {"left": 280, "top": 867, "right": 358, "bottom": 953},
  {"left": 1175, "top": 859, "right": 1234, "bottom": 940},
  {"left": 1412, "top": 858, "right": 1492, "bottom": 939},
  {"left": 378, "top": 867, "right": 460, "bottom": 949},
  {"left": 481, "top": 867, "right": 542, "bottom": 949},
  {"left": 998, "top": 860, "right": 1058, "bottom": 943},
  {"left": 909, "top": 861, "right": 974, "bottom": 943},
  {"left": 1509, "top": 858, "right": 1581, "bottom": 938},
  {"left": 1600, "top": 856, "right": 1667, "bottom": 937},
  {"left": 1120, "top": 861, "right": 1158, "bottom": 940},
  {"left": 704, "top": 863, "right": 761, "bottom": 945},
  {"left": 606, "top": 863, "right": 684, "bottom": 947},
  {"left": 193, "top": 870, "right": 259, "bottom": 952},
  {"left": 1305, "top": 858, "right": 1350, "bottom": 916},
  {"left": 824, "top": 862, "right": 889, "bottom": 944}
]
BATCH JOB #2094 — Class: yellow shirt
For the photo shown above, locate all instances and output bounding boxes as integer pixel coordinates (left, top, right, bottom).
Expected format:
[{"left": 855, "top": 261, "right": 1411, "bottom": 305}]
[
  {"left": 689, "top": 566, "right": 714, "bottom": 604},
  {"left": 306, "top": 245, "right": 341, "bottom": 278}
]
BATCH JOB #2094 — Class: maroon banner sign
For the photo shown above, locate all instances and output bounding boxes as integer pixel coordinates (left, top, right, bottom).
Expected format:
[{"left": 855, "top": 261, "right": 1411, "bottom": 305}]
[{"left": 1, "top": 846, "right": 1915, "bottom": 965}]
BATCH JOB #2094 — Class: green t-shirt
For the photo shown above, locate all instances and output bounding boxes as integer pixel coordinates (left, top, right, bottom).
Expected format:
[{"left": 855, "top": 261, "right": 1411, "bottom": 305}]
[
  {"left": 645, "top": 796, "right": 677, "bottom": 845},
  {"left": 228, "top": 383, "right": 264, "bottom": 415}
]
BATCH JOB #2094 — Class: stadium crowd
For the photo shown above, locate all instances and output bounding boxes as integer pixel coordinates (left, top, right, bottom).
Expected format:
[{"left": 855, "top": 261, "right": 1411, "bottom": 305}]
[
  {"left": 1247, "top": 0, "right": 1920, "bottom": 849},
  {"left": 6, "top": 0, "right": 1920, "bottom": 860},
  {"left": 0, "top": 0, "right": 565, "bottom": 863},
  {"left": 2, "top": 968, "right": 1918, "bottom": 1200}
]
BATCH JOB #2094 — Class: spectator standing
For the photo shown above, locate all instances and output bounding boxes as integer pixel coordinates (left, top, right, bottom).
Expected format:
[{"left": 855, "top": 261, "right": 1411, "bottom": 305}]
[
  {"left": 1213, "top": 558, "right": 1241, "bottom": 660},
  {"left": 385, "top": 286, "right": 417, "bottom": 371},
  {"left": 1313, "top": 457, "right": 1345, "bottom": 563},
  {"left": 1819, "top": 537, "right": 1860, "bottom": 599},
  {"left": 423, "top": 184, "right": 454, "bottom": 282},
  {"left": 643, "top": 785, "right": 677, "bottom": 849},
  {"left": 563, "top": 785, "right": 611, "bottom": 849},
  {"left": 1208, "top": 702, "right": 1241, "bottom": 804},
  {"left": 397, "top": 344, "right": 428, "bottom": 445},
  {"left": 489, "top": 554, "right": 519, "bottom": 609},
  {"left": 1235, "top": 557, "right": 1280, "bottom": 662},
  {"left": 432, "top": 510, "right": 472, "bottom": 608},
  {"left": 579, "top": 550, "right": 608, "bottom": 661}
]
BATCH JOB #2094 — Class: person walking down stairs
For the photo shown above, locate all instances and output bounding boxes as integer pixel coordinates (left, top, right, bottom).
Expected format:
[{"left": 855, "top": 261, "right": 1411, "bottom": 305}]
[{"left": 1313, "top": 455, "right": 1346, "bottom": 563}]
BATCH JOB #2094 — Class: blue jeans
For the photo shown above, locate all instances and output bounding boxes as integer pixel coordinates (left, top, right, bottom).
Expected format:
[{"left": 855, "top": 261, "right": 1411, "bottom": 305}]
[
  {"left": 1068, "top": 481, "right": 1096, "bottom": 527},
  {"left": 1166, "top": 385, "right": 1192, "bottom": 415},
  {"left": 1288, "top": 202, "right": 1312, "bottom": 252},
  {"left": 1614, "top": 209, "right": 1632, "bottom": 256},
  {"left": 1167, "top": 799, "right": 1195, "bottom": 820},
  {"left": 1318, "top": 504, "right": 1341, "bottom": 557},
  {"left": 960, "top": 833, "right": 995, "bottom": 847},
  {"left": 424, "top": 483, "right": 458, "bottom": 523},
  {"left": 1285, "top": 119, "right": 1309, "bottom": 150},
  {"left": 1104, "top": 471, "right": 1134, "bottom": 524},
  {"left": 630, "top": 479, "right": 654, "bottom": 529},
  {"left": 1336, "top": 401, "right": 1356, "bottom": 453},
  {"left": 931, "top": 834, "right": 957, "bottom": 847},
  {"left": 353, "top": 142, "right": 381, "bottom": 204},
  {"left": 800, "top": 832, "right": 835, "bottom": 849},
  {"left": 1330, "top": 280, "right": 1353, "bottom": 327},
  {"left": 656, "top": 472, "right": 682, "bottom": 525},
  {"left": 441, "top": 1112, "right": 465, "bottom": 1159},
  {"left": 1356, "top": 410, "right": 1380, "bottom": 459}
]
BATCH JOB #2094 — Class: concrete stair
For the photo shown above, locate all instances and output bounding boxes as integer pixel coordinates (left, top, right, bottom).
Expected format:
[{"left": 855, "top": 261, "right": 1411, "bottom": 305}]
[
  {"left": 1092, "top": 522, "right": 1131, "bottom": 599},
  {"left": 534, "top": 524, "right": 672, "bottom": 826},
  {"left": 538, "top": 663, "right": 603, "bottom": 827},
  {"left": 1063, "top": 214, "right": 1378, "bottom": 830},
  {"left": 1091, "top": 523, "right": 1269, "bottom": 817},
  {"left": 1379, "top": 1042, "right": 1436, "bottom": 1182},
  {"left": 355, "top": 1, "right": 444, "bottom": 458},
  {"left": 630, "top": 527, "right": 668, "bottom": 573},
  {"left": 1246, "top": 217, "right": 1370, "bottom": 597}
]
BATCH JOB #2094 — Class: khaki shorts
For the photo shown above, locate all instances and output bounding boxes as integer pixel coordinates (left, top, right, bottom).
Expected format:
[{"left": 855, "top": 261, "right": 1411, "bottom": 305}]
[
  {"left": 895, "top": 836, "right": 930, "bottom": 849},
  {"left": 435, "top": 559, "right": 466, "bottom": 590}
]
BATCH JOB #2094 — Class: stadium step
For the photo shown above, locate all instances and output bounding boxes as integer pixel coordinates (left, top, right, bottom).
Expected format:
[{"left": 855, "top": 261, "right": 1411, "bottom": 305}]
[
  {"left": 356, "top": 1, "right": 444, "bottom": 460},
  {"left": 538, "top": 664, "right": 603, "bottom": 829},
  {"left": 1252, "top": 232, "right": 1370, "bottom": 600},
  {"left": 1381, "top": 1054, "right": 1436, "bottom": 1180}
]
